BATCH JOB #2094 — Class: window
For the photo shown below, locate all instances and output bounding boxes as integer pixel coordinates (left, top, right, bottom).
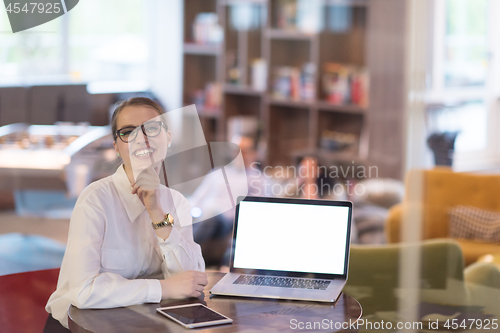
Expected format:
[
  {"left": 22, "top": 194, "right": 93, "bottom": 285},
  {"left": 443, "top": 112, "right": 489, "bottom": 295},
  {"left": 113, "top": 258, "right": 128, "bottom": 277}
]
[
  {"left": 443, "top": 0, "right": 489, "bottom": 88},
  {"left": 0, "top": 11, "right": 64, "bottom": 84},
  {"left": 0, "top": 0, "right": 149, "bottom": 85},
  {"left": 429, "top": 0, "right": 500, "bottom": 169},
  {"left": 68, "top": 0, "right": 148, "bottom": 82}
]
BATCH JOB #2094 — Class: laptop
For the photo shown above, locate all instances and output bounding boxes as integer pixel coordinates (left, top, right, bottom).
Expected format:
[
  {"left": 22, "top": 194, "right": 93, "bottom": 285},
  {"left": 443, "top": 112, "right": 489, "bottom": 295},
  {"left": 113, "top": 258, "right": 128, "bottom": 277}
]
[{"left": 210, "top": 196, "right": 352, "bottom": 302}]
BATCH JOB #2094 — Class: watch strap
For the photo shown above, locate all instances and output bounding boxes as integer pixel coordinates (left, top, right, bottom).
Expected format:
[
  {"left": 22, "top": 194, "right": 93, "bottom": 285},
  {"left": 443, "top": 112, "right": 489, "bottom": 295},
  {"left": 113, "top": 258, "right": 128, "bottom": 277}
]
[{"left": 152, "top": 213, "right": 174, "bottom": 229}]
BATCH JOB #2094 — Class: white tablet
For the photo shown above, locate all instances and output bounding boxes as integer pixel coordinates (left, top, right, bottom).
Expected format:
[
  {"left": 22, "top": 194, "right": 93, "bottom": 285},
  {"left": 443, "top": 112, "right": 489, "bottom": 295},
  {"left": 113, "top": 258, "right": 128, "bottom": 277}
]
[{"left": 156, "top": 303, "right": 233, "bottom": 329}]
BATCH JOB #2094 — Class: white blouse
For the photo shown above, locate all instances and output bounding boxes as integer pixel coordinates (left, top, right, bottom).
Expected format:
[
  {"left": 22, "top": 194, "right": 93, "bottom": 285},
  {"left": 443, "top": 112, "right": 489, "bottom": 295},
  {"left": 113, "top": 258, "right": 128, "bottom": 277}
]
[{"left": 45, "top": 165, "right": 205, "bottom": 328}]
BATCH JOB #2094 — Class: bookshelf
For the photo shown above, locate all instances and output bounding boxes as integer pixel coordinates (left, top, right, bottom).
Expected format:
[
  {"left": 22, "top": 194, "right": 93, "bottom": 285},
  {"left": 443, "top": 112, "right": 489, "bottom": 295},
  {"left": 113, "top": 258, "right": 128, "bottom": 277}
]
[
  {"left": 183, "top": 43, "right": 222, "bottom": 55},
  {"left": 181, "top": 0, "right": 407, "bottom": 178}
]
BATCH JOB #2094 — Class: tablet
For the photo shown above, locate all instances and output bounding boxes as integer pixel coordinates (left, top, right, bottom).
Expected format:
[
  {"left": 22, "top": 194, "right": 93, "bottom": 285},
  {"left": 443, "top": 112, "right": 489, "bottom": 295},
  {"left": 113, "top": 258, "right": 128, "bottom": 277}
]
[{"left": 156, "top": 303, "right": 233, "bottom": 328}]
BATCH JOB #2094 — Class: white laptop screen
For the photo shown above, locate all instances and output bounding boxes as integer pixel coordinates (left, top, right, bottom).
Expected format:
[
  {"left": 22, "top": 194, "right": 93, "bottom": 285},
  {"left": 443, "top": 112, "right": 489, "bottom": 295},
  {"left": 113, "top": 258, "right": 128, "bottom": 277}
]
[{"left": 233, "top": 200, "right": 350, "bottom": 275}]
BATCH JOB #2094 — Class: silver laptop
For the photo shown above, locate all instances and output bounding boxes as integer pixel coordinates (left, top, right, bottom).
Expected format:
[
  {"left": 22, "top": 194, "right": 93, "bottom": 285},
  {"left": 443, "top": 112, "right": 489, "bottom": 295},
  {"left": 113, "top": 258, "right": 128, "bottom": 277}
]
[{"left": 210, "top": 196, "right": 352, "bottom": 302}]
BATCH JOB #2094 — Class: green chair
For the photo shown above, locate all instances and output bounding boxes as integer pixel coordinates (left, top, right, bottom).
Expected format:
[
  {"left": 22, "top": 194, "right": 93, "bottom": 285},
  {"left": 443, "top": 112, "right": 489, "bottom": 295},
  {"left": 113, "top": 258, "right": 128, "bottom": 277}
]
[{"left": 343, "top": 239, "right": 500, "bottom": 316}]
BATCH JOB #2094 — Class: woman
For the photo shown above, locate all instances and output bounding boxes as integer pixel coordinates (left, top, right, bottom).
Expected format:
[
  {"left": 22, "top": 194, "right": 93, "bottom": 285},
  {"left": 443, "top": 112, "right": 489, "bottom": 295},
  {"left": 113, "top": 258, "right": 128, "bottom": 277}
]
[{"left": 45, "top": 97, "right": 206, "bottom": 331}]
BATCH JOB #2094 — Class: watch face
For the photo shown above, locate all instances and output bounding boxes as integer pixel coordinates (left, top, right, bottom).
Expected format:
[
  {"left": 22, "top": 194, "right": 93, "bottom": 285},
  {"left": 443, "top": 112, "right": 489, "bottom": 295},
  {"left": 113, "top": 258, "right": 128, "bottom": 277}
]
[{"left": 166, "top": 214, "right": 174, "bottom": 224}]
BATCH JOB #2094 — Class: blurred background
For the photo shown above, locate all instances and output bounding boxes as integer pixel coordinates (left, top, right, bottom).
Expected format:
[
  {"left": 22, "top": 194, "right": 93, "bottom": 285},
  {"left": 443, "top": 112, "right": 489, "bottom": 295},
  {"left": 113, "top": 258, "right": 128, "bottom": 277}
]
[{"left": 1, "top": 0, "right": 500, "bottom": 330}]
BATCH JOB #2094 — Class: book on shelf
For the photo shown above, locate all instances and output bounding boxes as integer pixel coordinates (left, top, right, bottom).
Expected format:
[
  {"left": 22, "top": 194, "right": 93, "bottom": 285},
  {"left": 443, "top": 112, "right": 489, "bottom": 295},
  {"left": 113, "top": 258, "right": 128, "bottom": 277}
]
[
  {"left": 271, "top": 63, "right": 316, "bottom": 101},
  {"left": 192, "top": 82, "right": 222, "bottom": 113},
  {"left": 276, "top": 0, "right": 323, "bottom": 33},
  {"left": 192, "top": 13, "right": 223, "bottom": 44},
  {"left": 276, "top": 0, "right": 297, "bottom": 30},
  {"left": 226, "top": 50, "right": 240, "bottom": 85},
  {"left": 319, "top": 130, "right": 358, "bottom": 152},
  {"left": 251, "top": 58, "right": 268, "bottom": 92},
  {"left": 228, "top": 2, "right": 264, "bottom": 31},
  {"left": 225, "top": 56, "right": 268, "bottom": 93},
  {"left": 322, "top": 63, "right": 369, "bottom": 108}
]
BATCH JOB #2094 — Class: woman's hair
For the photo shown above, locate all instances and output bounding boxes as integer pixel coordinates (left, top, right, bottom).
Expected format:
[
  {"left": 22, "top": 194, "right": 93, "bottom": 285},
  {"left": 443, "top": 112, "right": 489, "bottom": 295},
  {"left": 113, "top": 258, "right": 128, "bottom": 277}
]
[{"left": 111, "top": 97, "right": 166, "bottom": 141}]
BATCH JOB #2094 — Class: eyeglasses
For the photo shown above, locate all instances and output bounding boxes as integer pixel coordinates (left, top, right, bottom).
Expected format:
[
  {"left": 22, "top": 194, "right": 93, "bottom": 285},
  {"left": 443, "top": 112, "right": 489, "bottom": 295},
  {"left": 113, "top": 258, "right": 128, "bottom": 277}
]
[{"left": 115, "top": 121, "right": 167, "bottom": 143}]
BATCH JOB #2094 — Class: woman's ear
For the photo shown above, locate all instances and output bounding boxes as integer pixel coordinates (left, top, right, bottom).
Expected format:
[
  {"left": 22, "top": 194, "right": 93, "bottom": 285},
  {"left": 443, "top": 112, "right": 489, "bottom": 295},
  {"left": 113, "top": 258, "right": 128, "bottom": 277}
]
[
  {"left": 113, "top": 141, "right": 120, "bottom": 157},
  {"left": 167, "top": 131, "right": 172, "bottom": 148}
]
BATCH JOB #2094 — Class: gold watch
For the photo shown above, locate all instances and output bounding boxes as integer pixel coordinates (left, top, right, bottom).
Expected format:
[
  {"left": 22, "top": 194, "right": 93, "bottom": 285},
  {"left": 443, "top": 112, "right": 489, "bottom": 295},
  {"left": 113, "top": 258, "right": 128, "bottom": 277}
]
[{"left": 152, "top": 213, "right": 174, "bottom": 229}]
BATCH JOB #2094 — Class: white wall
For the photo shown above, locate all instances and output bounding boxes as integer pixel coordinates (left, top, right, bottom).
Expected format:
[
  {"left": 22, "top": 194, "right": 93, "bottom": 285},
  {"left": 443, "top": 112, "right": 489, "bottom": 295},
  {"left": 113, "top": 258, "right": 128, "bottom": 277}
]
[{"left": 148, "top": 0, "right": 183, "bottom": 111}]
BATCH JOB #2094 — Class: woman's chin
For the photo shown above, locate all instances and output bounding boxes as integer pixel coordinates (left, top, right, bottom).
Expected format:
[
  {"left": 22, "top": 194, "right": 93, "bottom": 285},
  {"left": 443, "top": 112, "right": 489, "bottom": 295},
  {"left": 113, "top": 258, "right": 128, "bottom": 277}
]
[
  {"left": 131, "top": 159, "right": 155, "bottom": 175},
  {"left": 136, "top": 159, "right": 165, "bottom": 172}
]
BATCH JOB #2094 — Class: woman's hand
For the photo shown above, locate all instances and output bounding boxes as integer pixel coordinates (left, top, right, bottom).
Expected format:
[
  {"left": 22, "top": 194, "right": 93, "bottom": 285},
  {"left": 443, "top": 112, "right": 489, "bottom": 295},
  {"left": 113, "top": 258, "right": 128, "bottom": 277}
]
[
  {"left": 131, "top": 162, "right": 163, "bottom": 217},
  {"left": 160, "top": 271, "right": 208, "bottom": 299},
  {"left": 132, "top": 162, "right": 174, "bottom": 240}
]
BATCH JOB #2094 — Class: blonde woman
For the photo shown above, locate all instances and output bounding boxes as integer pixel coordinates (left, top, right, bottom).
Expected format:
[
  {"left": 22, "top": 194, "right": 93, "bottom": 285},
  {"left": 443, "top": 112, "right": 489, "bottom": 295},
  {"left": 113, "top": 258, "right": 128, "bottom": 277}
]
[{"left": 45, "top": 98, "right": 206, "bottom": 331}]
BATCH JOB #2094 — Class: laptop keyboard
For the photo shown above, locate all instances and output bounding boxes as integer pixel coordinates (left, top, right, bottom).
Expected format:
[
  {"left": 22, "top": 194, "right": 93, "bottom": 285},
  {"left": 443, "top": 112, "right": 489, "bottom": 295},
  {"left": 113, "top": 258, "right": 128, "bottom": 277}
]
[{"left": 233, "top": 275, "right": 330, "bottom": 290}]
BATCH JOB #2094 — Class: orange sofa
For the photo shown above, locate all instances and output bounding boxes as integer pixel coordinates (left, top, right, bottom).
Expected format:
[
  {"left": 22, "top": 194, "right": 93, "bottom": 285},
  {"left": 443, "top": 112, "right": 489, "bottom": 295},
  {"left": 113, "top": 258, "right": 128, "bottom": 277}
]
[{"left": 386, "top": 168, "right": 500, "bottom": 265}]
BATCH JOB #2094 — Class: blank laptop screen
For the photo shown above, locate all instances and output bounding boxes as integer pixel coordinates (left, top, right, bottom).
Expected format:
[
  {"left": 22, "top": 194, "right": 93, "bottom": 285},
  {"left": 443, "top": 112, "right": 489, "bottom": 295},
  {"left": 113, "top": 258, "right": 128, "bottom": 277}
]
[{"left": 233, "top": 201, "right": 350, "bottom": 275}]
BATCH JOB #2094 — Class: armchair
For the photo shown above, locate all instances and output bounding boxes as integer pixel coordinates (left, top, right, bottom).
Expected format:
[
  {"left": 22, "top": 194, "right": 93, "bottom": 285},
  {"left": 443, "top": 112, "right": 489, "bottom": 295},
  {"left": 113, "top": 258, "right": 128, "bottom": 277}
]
[
  {"left": 386, "top": 168, "right": 500, "bottom": 265},
  {"left": 344, "top": 239, "right": 500, "bottom": 317}
]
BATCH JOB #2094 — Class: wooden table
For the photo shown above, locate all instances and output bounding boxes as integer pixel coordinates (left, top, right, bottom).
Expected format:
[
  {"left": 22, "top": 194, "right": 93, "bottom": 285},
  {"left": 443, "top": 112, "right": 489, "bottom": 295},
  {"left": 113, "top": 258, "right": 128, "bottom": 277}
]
[{"left": 69, "top": 272, "right": 362, "bottom": 333}]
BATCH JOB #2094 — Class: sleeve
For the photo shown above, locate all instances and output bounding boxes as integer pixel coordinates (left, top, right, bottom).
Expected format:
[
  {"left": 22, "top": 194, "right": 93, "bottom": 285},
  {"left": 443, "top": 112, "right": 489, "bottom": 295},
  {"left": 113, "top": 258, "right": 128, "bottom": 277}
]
[
  {"left": 158, "top": 191, "right": 205, "bottom": 278},
  {"left": 66, "top": 190, "right": 162, "bottom": 309}
]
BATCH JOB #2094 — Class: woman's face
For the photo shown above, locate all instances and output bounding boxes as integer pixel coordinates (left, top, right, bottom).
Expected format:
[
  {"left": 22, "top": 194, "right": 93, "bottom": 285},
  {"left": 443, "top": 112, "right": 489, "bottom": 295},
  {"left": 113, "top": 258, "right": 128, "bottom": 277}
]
[{"left": 113, "top": 105, "right": 170, "bottom": 180}]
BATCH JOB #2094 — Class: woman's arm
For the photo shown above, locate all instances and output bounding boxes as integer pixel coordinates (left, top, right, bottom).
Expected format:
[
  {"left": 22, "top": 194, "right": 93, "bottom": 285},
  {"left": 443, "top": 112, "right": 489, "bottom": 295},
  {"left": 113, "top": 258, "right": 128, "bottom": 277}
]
[
  {"left": 66, "top": 192, "right": 162, "bottom": 309},
  {"left": 131, "top": 167, "right": 205, "bottom": 274},
  {"left": 156, "top": 192, "right": 205, "bottom": 276},
  {"left": 130, "top": 170, "right": 206, "bottom": 297},
  {"left": 66, "top": 176, "right": 206, "bottom": 310}
]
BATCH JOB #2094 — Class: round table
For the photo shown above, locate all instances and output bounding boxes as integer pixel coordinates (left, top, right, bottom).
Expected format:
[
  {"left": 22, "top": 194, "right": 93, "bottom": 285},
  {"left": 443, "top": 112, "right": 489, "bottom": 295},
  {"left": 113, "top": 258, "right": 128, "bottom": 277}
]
[{"left": 69, "top": 272, "right": 362, "bottom": 333}]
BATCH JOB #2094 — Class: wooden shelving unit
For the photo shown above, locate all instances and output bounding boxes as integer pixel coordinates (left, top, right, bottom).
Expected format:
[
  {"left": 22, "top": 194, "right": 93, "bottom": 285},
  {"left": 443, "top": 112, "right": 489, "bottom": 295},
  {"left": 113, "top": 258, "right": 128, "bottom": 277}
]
[
  {"left": 183, "top": 43, "right": 222, "bottom": 56},
  {"left": 181, "top": 0, "right": 407, "bottom": 178},
  {"left": 223, "top": 84, "right": 264, "bottom": 96},
  {"left": 316, "top": 101, "right": 366, "bottom": 114},
  {"left": 266, "top": 29, "right": 315, "bottom": 40}
]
